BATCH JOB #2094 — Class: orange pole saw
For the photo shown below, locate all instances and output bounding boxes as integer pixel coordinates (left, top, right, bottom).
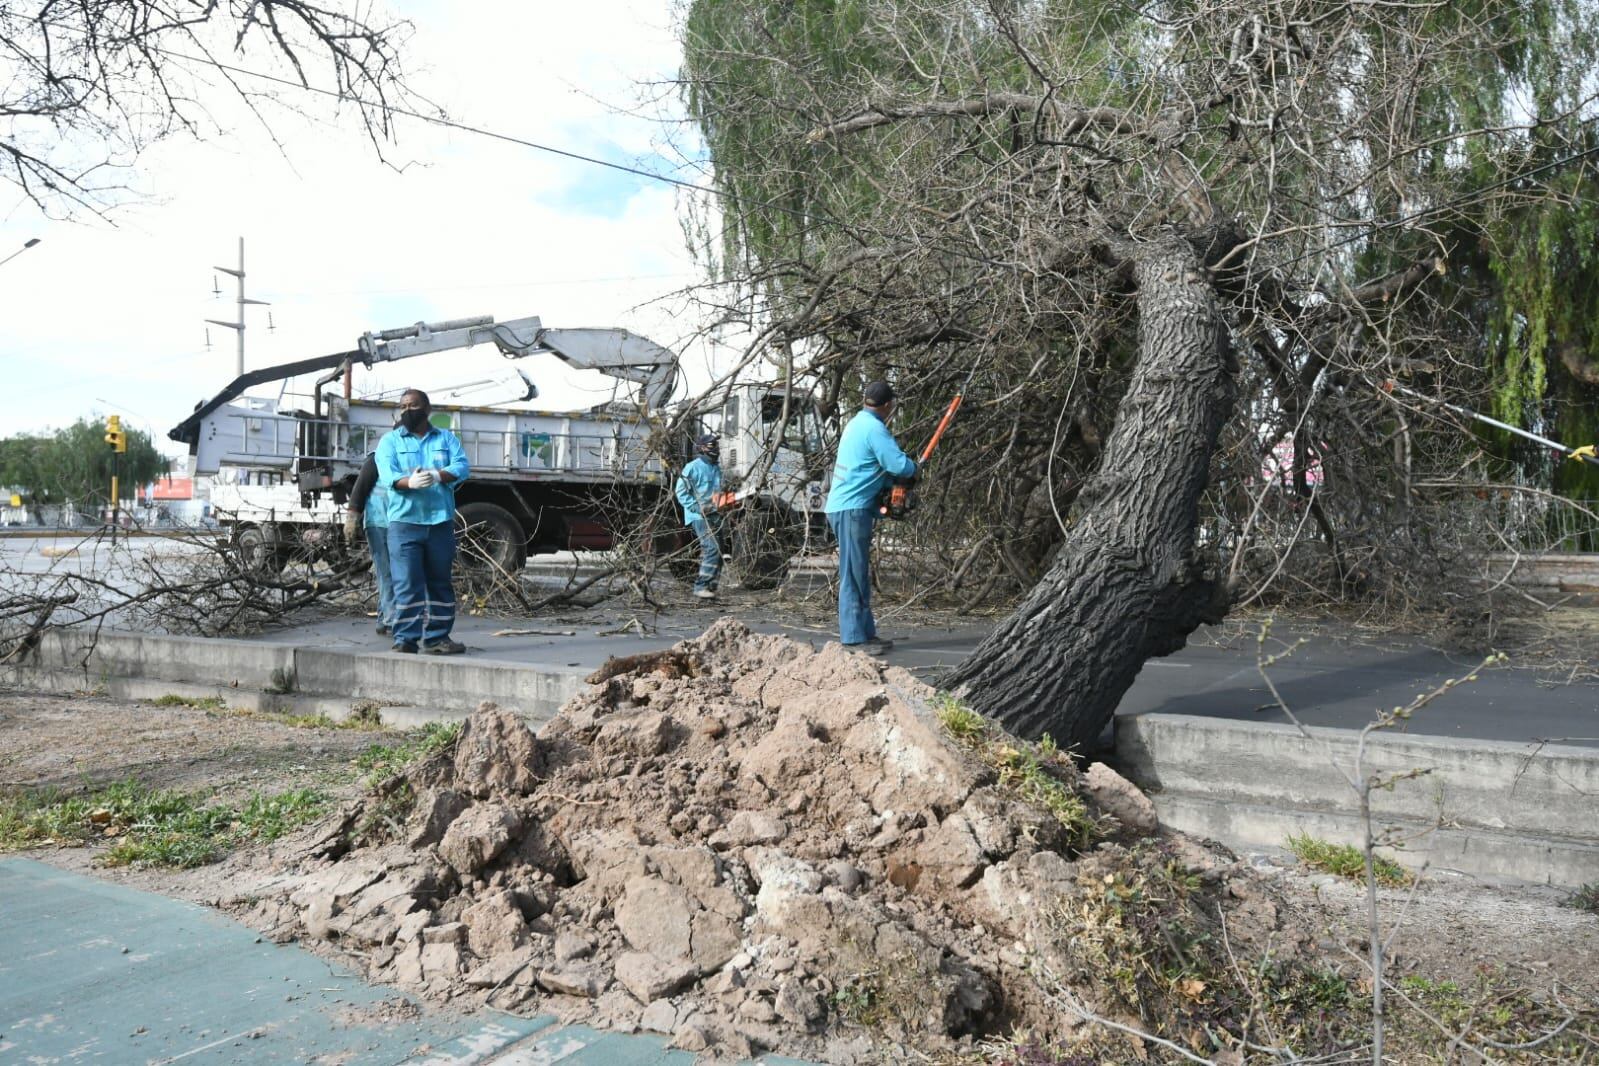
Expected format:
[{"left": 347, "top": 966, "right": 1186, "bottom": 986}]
[{"left": 879, "top": 365, "right": 977, "bottom": 521}]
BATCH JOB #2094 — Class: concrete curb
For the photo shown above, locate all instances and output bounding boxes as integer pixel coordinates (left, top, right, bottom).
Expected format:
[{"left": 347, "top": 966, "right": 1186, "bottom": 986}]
[
  {"left": 11, "top": 628, "right": 1597, "bottom": 889},
  {"left": 1115, "top": 713, "right": 1599, "bottom": 888},
  {"left": 5, "top": 628, "right": 589, "bottom": 730}
]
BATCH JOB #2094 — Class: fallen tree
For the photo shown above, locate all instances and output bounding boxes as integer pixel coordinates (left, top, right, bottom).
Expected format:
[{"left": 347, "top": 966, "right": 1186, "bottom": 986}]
[{"left": 677, "top": 0, "right": 1599, "bottom": 747}]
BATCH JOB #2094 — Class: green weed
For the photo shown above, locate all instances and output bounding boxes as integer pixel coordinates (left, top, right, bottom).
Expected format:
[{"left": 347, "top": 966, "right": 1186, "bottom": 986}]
[
  {"left": 933, "top": 693, "right": 985, "bottom": 741},
  {"left": 830, "top": 973, "right": 881, "bottom": 1024},
  {"left": 351, "top": 780, "right": 417, "bottom": 846},
  {"left": 218, "top": 707, "right": 386, "bottom": 732},
  {"left": 1566, "top": 882, "right": 1599, "bottom": 914},
  {"left": 1289, "top": 967, "right": 1359, "bottom": 1012},
  {"left": 933, "top": 694, "right": 1098, "bottom": 848},
  {"left": 354, "top": 721, "right": 462, "bottom": 786},
  {"left": 1287, "top": 833, "right": 1412, "bottom": 887},
  {"left": 0, "top": 779, "right": 329, "bottom": 868}
]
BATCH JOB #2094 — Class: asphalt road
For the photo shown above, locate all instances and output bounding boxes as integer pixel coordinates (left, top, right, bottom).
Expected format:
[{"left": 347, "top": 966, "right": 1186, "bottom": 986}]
[{"left": 4, "top": 532, "right": 1593, "bottom": 747}]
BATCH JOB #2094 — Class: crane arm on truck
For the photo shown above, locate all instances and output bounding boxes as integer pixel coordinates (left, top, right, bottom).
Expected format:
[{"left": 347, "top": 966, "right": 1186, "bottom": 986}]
[
  {"left": 358, "top": 316, "right": 678, "bottom": 410},
  {"left": 169, "top": 348, "right": 362, "bottom": 446},
  {"left": 171, "top": 314, "right": 680, "bottom": 447}
]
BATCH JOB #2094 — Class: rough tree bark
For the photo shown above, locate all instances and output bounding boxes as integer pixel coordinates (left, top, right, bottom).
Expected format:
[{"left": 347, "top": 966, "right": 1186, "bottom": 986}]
[{"left": 944, "top": 238, "right": 1235, "bottom": 750}]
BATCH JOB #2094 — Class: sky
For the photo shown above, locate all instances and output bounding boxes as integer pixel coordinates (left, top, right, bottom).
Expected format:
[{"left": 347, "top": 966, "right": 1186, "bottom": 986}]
[{"left": 0, "top": 1, "right": 721, "bottom": 461}]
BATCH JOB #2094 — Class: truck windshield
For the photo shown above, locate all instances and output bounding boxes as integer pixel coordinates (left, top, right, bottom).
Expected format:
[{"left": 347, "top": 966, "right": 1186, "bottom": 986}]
[{"left": 760, "top": 394, "right": 821, "bottom": 454}]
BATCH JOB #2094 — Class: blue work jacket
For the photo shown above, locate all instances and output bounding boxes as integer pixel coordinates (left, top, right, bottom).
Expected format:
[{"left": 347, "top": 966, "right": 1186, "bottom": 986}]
[
  {"left": 363, "top": 482, "right": 391, "bottom": 530},
  {"left": 675, "top": 456, "right": 722, "bottom": 524},
  {"left": 376, "top": 425, "right": 470, "bottom": 526},
  {"left": 824, "top": 409, "right": 916, "bottom": 513}
]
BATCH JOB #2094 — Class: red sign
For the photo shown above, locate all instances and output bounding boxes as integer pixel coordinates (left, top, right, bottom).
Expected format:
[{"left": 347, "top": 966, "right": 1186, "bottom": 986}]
[{"left": 150, "top": 476, "right": 194, "bottom": 501}]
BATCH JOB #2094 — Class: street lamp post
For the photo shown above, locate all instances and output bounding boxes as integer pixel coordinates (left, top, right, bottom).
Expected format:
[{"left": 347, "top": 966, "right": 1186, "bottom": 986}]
[{"left": 0, "top": 237, "right": 42, "bottom": 269}]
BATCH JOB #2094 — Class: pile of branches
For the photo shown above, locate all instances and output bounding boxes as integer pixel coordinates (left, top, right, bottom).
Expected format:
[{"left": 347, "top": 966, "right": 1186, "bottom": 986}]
[{"left": 0, "top": 524, "right": 362, "bottom": 665}]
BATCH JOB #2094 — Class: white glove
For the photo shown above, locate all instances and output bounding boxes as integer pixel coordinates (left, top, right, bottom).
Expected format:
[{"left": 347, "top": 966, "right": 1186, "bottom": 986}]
[{"left": 409, "top": 467, "right": 438, "bottom": 490}]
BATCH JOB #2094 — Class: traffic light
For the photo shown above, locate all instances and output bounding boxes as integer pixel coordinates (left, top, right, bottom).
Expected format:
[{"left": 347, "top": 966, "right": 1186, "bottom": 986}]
[{"left": 104, "top": 414, "right": 127, "bottom": 453}]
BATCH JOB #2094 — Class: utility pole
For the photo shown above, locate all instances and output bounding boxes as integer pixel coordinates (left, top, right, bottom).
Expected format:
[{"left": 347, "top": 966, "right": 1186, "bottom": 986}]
[{"left": 206, "top": 237, "right": 271, "bottom": 377}]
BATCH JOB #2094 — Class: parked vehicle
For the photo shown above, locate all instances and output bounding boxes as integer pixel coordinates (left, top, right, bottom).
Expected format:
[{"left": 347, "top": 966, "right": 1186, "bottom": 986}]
[{"left": 169, "top": 314, "right": 830, "bottom": 587}]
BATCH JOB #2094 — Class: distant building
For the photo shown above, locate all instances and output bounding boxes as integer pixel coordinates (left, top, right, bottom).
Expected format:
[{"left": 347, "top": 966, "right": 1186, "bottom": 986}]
[
  {"left": 136, "top": 474, "right": 214, "bottom": 528},
  {"left": 145, "top": 475, "right": 195, "bottom": 503}
]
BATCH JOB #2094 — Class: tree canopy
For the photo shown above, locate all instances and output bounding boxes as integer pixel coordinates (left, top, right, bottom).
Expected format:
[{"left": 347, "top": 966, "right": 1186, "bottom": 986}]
[
  {"left": 0, "top": 416, "right": 167, "bottom": 507},
  {"left": 681, "top": 0, "right": 1599, "bottom": 588}
]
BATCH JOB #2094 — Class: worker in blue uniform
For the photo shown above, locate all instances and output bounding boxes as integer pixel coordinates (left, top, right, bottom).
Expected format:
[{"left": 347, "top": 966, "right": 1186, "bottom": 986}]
[
  {"left": 343, "top": 452, "right": 395, "bottom": 635},
  {"left": 675, "top": 433, "right": 723, "bottom": 600},
  {"left": 376, "top": 389, "right": 471, "bottom": 654},
  {"left": 824, "top": 381, "right": 916, "bottom": 655}
]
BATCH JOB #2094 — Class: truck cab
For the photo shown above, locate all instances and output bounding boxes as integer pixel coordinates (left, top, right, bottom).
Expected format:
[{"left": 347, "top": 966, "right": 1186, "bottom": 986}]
[{"left": 691, "top": 384, "right": 833, "bottom": 587}]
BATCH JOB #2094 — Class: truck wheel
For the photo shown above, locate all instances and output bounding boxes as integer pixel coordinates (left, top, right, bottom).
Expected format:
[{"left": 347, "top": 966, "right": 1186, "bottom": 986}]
[
  {"left": 729, "top": 512, "right": 795, "bottom": 590},
  {"left": 456, "top": 502, "right": 528, "bottom": 579},
  {"left": 233, "top": 524, "right": 286, "bottom": 575}
]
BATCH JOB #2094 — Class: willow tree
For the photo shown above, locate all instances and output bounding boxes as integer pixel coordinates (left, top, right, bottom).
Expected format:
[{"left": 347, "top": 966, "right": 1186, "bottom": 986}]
[{"left": 680, "top": 0, "right": 1599, "bottom": 747}]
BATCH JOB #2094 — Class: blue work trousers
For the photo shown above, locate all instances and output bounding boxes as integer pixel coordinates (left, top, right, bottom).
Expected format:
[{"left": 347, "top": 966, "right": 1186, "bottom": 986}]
[
  {"left": 689, "top": 515, "right": 722, "bottom": 593},
  {"left": 364, "top": 522, "right": 396, "bottom": 628},
  {"left": 829, "top": 507, "right": 877, "bottom": 645},
  {"left": 388, "top": 520, "right": 456, "bottom": 645}
]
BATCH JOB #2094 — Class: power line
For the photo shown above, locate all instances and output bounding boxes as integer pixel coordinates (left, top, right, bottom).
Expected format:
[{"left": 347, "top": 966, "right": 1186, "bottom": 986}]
[
  {"left": 264, "top": 270, "right": 697, "bottom": 299},
  {"left": 139, "top": 44, "right": 753, "bottom": 210},
  {"left": 31, "top": 18, "right": 1599, "bottom": 292},
  {"left": 128, "top": 38, "right": 1017, "bottom": 272}
]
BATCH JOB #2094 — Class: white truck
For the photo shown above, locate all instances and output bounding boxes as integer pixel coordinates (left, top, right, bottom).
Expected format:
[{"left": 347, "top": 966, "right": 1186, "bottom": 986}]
[{"left": 169, "top": 314, "right": 832, "bottom": 587}]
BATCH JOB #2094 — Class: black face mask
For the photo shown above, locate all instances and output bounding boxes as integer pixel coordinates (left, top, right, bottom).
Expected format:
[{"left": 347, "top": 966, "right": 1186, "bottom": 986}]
[
  {"left": 701, "top": 447, "right": 720, "bottom": 465},
  {"left": 400, "top": 409, "right": 431, "bottom": 433}
]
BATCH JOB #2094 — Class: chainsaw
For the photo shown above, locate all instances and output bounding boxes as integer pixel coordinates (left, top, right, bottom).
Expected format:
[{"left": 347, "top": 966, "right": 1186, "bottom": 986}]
[{"left": 878, "top": 366, "right": 976, "bottom": 521}]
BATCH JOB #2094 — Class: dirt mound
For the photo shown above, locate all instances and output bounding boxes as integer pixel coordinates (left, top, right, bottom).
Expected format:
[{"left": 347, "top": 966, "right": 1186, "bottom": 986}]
[{"left": 244, "top": 621, "right": 1319, "bottom": 1062}]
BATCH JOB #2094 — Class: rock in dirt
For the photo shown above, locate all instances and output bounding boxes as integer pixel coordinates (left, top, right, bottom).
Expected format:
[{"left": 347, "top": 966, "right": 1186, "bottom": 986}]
[
  {"left": 407, "top": 788, "right": 470, "bottom": 848},
  {"left": 537, "top": 961, "right": 609, "bottom": 998},
  {"left": 553, "top": 929, "right": 595, "bottom": 962},
  {"left": 639, "top": 998, "right": 679, "bottom": 1033},
  {"left": 671, "top": 1022, "right": 711, "bottom": 1052},
  {"left": 461, "top": 889, "right": 528, "bottom": 956},
  {"left": 710, "top": 810, "right": 788, "bottom": 848},
  {"left": 438, "top": 802, "right": 522, "bottom": 877},
  {"left": 453, "top": 705, "right": 541, "bottom": 796},
  {"left": 614, "top": 876, "right": 742, "bottom": 975},
  {"left": 614, "top": 950, "right": 698, "bottom": 1003},
  {"left": 464, "top": 946, "right": 536, "bottom": 989},
  {"left": 774, "top": 978, "right": 825, "bottom": 1028},
  {"left": 594, "top": 710, "right": 674, "bottom": 757},
  {"left": 1081, "top": 761, "right": 1159, "bottom": 836}
]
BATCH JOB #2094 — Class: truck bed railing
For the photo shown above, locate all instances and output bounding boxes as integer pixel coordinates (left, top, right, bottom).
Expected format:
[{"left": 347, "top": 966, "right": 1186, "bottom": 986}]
[{"left": 220, "top": 412, "right": 664, "bottom": 480}]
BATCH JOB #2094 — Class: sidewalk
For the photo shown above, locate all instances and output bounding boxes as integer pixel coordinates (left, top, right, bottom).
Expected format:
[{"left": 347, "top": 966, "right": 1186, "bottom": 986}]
[{"left": 0, "top": 857, "right": 805, "bottom": 1065}]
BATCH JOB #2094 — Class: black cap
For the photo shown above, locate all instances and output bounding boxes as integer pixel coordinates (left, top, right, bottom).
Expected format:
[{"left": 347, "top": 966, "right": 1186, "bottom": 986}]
[
  {"left": 863, "top": 380, "right": 896, "bottom": 407},
  {"left": 694, "top": 433, "right": 718, "bottom": 449}
]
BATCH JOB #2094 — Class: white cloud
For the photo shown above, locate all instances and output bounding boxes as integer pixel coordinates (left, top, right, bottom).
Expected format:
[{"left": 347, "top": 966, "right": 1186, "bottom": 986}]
[{"left": 0, "top": 1, "right": 717, "bottom": 456}]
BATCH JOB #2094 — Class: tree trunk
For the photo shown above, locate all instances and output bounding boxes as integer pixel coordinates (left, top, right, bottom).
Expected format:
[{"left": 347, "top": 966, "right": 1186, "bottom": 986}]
[{"left": 943, "top": 240, "right": 1235, "bottom": 749}]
